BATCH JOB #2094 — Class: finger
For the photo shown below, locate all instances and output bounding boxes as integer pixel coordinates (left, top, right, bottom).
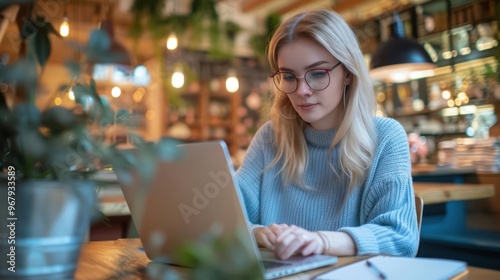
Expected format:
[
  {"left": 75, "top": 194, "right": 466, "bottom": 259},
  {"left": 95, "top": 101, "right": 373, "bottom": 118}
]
[
  {"left": 277, "top": 223, "right": 290, "bottom": 231},
  {"left": 277, "top": 233, "right": 308, "bottom": 259},
  {"left": 276, "top": 225, "right": 298, "bottom": 242},
  {"left": 275, "top": 233, "right": 300, "bottom": 259},
  {"left": 268, "top": 224, "right": 284, "bottom": 236},
  {"left": 259, "top": 233, "right": 275, "bottom": 250},
  {"left": 255, "top": 228, "right": 275, "bottom": 250},
  {"left": 301, "top": 238, "right": 321, "bottom": 256}
]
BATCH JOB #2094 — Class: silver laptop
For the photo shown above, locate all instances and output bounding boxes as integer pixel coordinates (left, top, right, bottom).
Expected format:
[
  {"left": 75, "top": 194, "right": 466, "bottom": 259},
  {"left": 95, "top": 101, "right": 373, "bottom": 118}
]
[{"left": 118, "top": 140, "right": 338, "bottom": 279}]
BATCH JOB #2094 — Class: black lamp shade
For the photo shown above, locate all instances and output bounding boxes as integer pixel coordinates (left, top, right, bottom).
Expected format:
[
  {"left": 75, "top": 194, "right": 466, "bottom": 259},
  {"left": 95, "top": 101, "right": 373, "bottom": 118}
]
[
  {"left": 370, "top": 37, "right": 435, "bottom": 69},
  {"left": 93, "top": 20, "right": 132, "bottom": 66},
  {"left": 369, "top": 13, "right": 436, "bottom": 82}
]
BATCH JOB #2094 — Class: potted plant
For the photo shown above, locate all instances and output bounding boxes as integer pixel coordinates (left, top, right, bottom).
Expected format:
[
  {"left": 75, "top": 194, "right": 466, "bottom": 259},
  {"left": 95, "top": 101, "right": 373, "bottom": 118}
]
[
  {"left": 494, "top": 0, "right": 500, "bottom": 100},
  {"left": 0, "top": 4, "right": 178, "bottom": 279}
]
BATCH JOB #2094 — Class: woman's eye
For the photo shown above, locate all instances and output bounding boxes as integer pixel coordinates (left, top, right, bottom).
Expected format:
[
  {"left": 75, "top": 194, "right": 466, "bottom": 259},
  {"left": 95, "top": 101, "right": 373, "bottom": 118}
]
[
  {"left": 282, "top": 73, "right": 296, "bottom": 81},
  {"left": 309, "top": 70, "right": 327, "bottom": 79}
]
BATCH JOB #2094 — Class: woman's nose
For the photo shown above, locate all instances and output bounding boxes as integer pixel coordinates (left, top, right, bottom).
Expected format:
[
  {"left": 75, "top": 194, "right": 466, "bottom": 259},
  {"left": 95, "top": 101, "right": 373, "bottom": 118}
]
[{"left": 295, "top": 78, "right": 312, "bottom": 97}]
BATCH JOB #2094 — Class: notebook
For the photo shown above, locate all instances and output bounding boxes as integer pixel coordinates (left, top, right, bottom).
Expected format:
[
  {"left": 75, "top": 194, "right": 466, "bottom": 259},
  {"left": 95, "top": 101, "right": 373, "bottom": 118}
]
[
  {"left": 313, "top": 255, "right": 467, "bottom": 280},
  {"left": 118, "top": 140, "right": 338, "bottom": 279}
]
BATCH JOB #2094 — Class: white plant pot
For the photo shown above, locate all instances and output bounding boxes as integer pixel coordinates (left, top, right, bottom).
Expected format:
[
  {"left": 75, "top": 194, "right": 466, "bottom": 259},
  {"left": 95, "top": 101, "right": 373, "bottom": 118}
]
[{"left": 0, "top": 179, "right": 96, "bottom": 279}]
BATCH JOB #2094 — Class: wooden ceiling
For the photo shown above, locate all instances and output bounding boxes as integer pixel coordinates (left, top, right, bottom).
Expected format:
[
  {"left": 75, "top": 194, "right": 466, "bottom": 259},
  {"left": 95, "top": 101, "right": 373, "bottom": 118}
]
[
  {"left": 240, "top": 0, "right": 427, "bottom": 23},
  {"left": 0, "top": 0, "right": 428, "bottom": 66},
  {"left": 241, "top": 0, "right": 371, "bottom": 15}
]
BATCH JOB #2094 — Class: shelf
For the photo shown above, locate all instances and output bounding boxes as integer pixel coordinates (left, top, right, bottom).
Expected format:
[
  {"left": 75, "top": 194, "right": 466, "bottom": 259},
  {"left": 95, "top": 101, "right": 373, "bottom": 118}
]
[
  {"left": 207, "top": 118, "right": 231, "bottom": 128},
  {"left": 420, "top": 131, "right": 466, "bottom": 137},
  {"left": 392, "top": 98, "right": 492, "bottom": 118},
  {"left": 393, "top": 106, "right": 448, "bottom": 118}
]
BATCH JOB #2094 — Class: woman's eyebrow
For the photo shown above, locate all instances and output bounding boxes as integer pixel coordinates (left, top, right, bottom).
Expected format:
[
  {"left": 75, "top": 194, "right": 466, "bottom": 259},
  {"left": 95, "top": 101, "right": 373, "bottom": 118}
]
[
  {"left": 305, "top": 61, "right": 330, "bottom": 69},
  {"left": 278, "top": 61, "right": 332, "bottom": 72}
]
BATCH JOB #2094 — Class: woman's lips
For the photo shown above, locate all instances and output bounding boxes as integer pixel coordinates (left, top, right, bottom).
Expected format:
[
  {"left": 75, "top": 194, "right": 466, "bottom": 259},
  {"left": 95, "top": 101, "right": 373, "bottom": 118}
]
[{"left": 298, "top": 103, "right": 317, "bottom": 110}]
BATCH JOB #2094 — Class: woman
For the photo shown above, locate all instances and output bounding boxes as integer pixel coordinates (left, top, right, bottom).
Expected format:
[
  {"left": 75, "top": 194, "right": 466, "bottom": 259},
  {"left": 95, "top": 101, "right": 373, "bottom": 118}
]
[{"left": 236, "top": 9, "right": 418, "bottom": 260}]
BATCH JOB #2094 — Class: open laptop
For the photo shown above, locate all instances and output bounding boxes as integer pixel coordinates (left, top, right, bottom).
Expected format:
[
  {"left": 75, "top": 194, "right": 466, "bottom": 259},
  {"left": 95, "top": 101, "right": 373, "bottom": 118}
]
[{"left": 118, "top": 140, "right": 338, "bottom": 279}]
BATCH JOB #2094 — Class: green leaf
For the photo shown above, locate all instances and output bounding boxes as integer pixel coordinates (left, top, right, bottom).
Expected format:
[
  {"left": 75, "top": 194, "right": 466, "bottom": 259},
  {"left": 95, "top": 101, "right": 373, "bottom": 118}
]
[
  {"left": 136, "top": 145, "right": 158, "bottom": 187},
  {"left": 15, "top": 128, "right": 46, "bottom": 161},
  {"left": 113, "top": 167, "right": 133, "bottom": 186},
  {"left": 0, "top": 108, "right": 15, "bottom": 136},
  {"left": 19, "top": 19, "right": 37, "bottom": 40},
  {"left": 12, "top": 103, "right": 41, "bottom": 128},
  {"left": 58, "top": 84, "right": 71, "bottom": 93},
  {"left": 43, "top": 20, "right": 63, "bottom": 39},
  {"left": 129, "top": 133, "right": 147, "bottom": 146},
  {"left": 26, "top": 16, "right": 60, "bottom": 69},
  {"left": 64, "top": 61, "right": 81, "bottom": 77},
  {"left": 41, "top": 106, "right": 80, "bottom": 132},
  {"left": 156, "top": 138, "right": 182, "bottom": 161},
  {"left": 90, "top": 79, "right": 98, "bottom": 95},
  {"left": 115, "top": 108, "right": 131, "bottom": 124},
  {"left": 72, "top": 83, "right": 92, "bottom": 99},
  {"left": 0, "top": 57, "right": 37, "bottom": 85},
  {"left": 32, "top": 30, "right": 51, "bottom": 68}
]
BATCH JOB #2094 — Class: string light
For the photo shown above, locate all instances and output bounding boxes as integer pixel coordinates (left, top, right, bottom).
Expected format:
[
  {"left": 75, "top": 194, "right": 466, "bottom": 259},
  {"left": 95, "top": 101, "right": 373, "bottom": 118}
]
[
  {"left": 111, "top": 86, "right": 121, "bottom": 98},
  {"left": 225, "top": 69, "right": 239, "bottom": 93},
  {"left": 166, "top": 32, "right": 178, "bottom": 50},
  {"left": 172, "top": 68, "right": 184, "bottom": 89},
  {"left": 59, "top": 12, "right": 70, "bottom": 37},
  {"left": 68, "top": 87, "right": 75, "bottom": 100}
]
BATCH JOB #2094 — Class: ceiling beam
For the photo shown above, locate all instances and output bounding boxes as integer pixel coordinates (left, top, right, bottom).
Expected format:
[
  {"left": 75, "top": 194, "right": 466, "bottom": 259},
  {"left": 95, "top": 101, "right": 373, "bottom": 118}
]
[
  {"left": 277, "top": 0, "right": 321, "bottom": 15},
  {"left": 241, "top": 0, "right": 271, "bottom": 13},
  {"left": 331, "top": 0, "right": 369, "bottom": 13}
]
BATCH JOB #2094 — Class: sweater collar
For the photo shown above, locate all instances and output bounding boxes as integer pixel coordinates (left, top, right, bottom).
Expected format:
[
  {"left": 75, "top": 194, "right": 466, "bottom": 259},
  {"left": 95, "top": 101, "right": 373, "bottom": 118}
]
[{"left": 304, "top": 125, "right": 337, "bottom": 148}]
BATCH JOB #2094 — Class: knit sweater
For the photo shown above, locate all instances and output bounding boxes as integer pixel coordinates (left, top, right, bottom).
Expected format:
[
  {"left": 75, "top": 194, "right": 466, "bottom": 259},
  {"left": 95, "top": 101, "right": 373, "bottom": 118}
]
[{"left": 236, "top": 117, "right": 419, "bottom": 257}]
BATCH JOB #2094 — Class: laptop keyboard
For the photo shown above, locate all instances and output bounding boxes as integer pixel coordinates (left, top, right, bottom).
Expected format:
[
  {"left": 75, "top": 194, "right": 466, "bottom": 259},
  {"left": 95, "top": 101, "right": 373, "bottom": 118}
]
[{"left": 262, "top": 260, "right": 293, "bottom": 269}]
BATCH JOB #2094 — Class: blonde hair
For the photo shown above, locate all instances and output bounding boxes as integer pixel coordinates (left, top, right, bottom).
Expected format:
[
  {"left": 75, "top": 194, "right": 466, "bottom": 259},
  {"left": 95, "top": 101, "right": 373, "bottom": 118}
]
[{"left": 267, "top": 9, "right": 376, "bottom": 189}]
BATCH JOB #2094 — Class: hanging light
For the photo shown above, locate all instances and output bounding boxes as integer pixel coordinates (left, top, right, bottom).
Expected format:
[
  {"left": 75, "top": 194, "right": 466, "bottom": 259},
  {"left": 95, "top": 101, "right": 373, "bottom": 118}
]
[
  {"left": 370, "top": 13, "right": 436, "bottom": 83},
  {"left": 225, "top": 69, "right": 239, "bottom": 93},
  {"left": 68, "top": 87, "right": 75, "bottom": 100},
  {"left": 98, "top": 20, "right": 132, "bottom": 66},
  {"left": 166, "top": 32, "right": 178, "bottom": 50},
  {"left": 172, "top": 67, "right": 184, "bottom": 89},
  {"left": 59, "top": 13, "right": 70, "bottom": 37},
  {"left": 111, "top": 86, "right": 121, "bottom": 98}
]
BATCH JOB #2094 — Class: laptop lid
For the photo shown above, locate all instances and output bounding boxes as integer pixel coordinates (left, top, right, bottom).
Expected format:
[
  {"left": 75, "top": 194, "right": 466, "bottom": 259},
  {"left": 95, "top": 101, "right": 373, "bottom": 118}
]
[{"left": 118, "top": 140, "right": 337, "bottom": 279}]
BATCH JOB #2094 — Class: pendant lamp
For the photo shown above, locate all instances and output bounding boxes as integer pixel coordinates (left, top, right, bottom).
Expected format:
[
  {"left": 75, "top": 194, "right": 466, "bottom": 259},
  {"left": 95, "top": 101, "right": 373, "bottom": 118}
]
[
  {"left": 369, "top": 13, "right": 436, "bottom": 83},
  {"left": 98, "top": 19, "right": 132, "bottom": 66}
]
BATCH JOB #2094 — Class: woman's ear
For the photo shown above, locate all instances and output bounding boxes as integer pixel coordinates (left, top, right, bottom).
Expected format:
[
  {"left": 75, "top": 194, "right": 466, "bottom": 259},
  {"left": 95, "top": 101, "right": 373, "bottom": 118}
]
[{"left": 345, "top": 72, "right": 353, "bottom": 86}]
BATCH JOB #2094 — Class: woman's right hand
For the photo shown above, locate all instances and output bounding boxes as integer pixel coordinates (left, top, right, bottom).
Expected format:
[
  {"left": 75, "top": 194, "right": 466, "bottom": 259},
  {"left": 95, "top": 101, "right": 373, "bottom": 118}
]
[{"left": 253, "top": 223, "right": 290, "bottom": 250}]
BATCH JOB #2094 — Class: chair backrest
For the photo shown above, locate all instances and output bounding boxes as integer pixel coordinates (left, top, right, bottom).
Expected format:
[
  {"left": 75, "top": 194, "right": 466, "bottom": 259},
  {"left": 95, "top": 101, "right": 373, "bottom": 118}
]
[{"left": 415, "top": 195, "right": 424, "bottom": 233}]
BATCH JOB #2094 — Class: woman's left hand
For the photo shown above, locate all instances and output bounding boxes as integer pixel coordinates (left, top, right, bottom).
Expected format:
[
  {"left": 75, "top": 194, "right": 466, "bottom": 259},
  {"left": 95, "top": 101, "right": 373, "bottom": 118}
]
[{"left": 274, "top": 225, "right": 325, "bottom": 260}]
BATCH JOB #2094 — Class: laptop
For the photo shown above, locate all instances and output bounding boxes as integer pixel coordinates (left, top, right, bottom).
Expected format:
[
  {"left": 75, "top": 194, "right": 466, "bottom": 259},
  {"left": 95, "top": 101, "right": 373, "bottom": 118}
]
[{"left": 118, "top": 140, "right": 338, "bottom": 279}]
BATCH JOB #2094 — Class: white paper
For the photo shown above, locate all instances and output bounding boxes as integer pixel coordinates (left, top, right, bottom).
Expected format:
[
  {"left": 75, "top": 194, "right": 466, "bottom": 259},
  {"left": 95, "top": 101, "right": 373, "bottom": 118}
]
[{"left": 314, "top": 255, "right": 467, "bottom": 280}]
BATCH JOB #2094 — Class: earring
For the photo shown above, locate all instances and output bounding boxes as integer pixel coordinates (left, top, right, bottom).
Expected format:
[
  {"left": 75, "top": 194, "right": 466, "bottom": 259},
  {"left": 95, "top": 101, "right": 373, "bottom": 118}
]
[{"left": 343, "top": 84, "right": 347, "bottom": 109}]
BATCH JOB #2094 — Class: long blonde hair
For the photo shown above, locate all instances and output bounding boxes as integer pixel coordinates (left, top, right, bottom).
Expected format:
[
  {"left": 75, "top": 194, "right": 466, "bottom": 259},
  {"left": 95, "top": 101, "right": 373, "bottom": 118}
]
[{"left": 267, "top": 9, "right": 376, "bottom": 189}]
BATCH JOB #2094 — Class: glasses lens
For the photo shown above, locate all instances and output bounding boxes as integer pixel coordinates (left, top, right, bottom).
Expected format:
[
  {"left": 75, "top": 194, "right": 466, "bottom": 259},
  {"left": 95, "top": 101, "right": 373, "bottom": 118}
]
[
  {"left": 273, "top": 73, "right": 297, "bottom": 94},
  {"left": 305, "top": 70, "right": 330, "bottom": 91}
]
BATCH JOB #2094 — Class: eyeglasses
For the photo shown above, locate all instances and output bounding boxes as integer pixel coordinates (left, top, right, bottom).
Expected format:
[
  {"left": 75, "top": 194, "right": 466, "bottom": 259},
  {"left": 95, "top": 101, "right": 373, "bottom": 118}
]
[{"left": 270, "top": 62, "right": 342, "bottom": 94}]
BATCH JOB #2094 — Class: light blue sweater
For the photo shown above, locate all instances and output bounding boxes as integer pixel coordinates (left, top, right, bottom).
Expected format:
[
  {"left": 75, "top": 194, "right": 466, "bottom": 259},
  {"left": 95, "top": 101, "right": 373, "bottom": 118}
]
[{"left": 236, "top": 117, "right": 419, "bottom": 257}]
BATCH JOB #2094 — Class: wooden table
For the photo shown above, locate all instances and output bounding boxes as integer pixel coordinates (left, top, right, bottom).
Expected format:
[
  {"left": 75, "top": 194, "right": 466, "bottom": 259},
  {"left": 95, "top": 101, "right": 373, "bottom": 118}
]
[
  {"left": 412, "top": 182, "right": 499, "bottom": 271},
  {"left": 75, "top": 238, "right": 360, "bottom": 280},
  {"left": 74, "top": 239, "right": 500, "bottom": 280},
  {"left": 97, "top": 182, "right": 495, "bottom": 215},
  {"left": 92, "top": 182, "right": 495, "bottom": 241},
  {"left": 413, "top": 182, "right": 495, "bottom": 205}
]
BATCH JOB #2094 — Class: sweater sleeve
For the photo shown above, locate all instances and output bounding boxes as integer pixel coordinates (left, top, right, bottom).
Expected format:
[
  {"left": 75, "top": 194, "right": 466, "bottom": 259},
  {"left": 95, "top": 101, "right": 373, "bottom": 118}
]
[
  {"left": 235, "top": 122, "right": 273, "bottom": 227},
  {"left": 337, "top": 119, "right": 419, "bottom": 257}
]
